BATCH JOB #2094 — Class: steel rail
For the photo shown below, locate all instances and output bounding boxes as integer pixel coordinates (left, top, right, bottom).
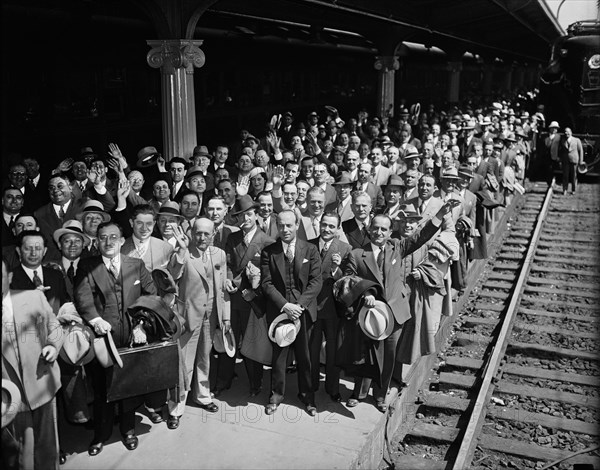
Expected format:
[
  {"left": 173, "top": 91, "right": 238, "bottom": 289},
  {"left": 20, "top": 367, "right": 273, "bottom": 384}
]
[{"left": 451, "top": 181, "right": 555, "bottom": 470}]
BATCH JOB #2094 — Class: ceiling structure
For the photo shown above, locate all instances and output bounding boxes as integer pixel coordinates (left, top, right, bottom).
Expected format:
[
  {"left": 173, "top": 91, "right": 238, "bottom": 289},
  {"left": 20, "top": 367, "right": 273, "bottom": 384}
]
[{"left": 3, "top": 0, "right": 564, "bottom": 63}]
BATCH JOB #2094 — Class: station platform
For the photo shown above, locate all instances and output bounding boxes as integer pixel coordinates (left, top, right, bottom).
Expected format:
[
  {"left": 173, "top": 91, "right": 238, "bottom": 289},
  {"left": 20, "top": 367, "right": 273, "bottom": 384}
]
[{"left": 60, "top": 364, "right": 384, "bottom": 470}]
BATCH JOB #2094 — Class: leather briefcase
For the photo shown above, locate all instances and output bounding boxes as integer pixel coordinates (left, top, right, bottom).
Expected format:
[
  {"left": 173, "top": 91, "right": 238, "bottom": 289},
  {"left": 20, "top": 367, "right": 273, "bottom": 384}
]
[{"left": 106, "top": 341, "right": 178, "bottom": 402}]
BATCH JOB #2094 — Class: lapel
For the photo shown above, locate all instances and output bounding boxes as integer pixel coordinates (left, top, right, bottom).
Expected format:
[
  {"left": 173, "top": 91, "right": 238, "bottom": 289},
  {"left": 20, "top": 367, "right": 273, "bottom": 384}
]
[
  {"left": 3, "top": 292, "right": 27, "bottom": 376},
  {"left": 362, "top": 245, "right": 382, "bottom": 283},
  {"left": 293, "top": 240, "right": 305, "bottom": 281},
  {"left": 273, "top": 240, "right": 286, "bottom": 279},
  {"left": 238, "top": 230, "right": 260, "bottom": 268},
  {"left": 90, "top": 257, "right": 116, "bottom": 297},
  {"left": 189, "top": 247, "right": 209, "bottom": 284},
  {"left": 383, "top": 240, "right": 396, "bottom": 282}
]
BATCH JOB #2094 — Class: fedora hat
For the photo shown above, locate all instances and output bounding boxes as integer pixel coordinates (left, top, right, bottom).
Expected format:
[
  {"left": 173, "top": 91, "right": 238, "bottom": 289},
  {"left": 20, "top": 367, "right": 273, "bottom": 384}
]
[
  {"left": 80, "top": 146, "right": 97, "bottom": 158},
  {"left": 481, "top": 117, "right": 493, "bottom": 126},
  {"left": 231, "top": 195, "right": 259, "bottom": 216},
  {"left": 75, "top": 200, "right": 111, "bottom": 223},
  {"left": 504, "top": 133, "right": 517, "bottom": 142},
  {"left": 515, "top": 129, "right": 528, "bottom": 139},
  {"left": 136, "top": 146, "right": 161, "bottom": 168},
  {"left": 457, "top": 165, "right": 474, "bottom": 180},
  {"left": 192, "top": 145, "right": 211, "bottom": 158},
  {"left": 157, "top": 201, "right": 184, "bottom": 219},
  {"left": 60, "top": 323, "right": 95, "bottom": 366},
  {"left": 492, "top": 102, "right": 503, "bottom": 110},
  {"left": 245, "top": 134, "right": 260, "bottom": 144},
  {"left": 548, "top": 121, "right": 560, "bottom": 129},
  {"left": 440, "top": 167, "right": 462, "bottom": 180},
  {"left": 213, "top": 327, "right": 236, "bottom": 358},
  {"left": 447, "top": 123, "right": 459, "bottom": 132},
  {"left": 186, "top": 165, "right": 206, "bottom": 180},
  {"left": 93, "top": 333, "right": 123, "bottom": 368},
  {"left": 397, "top": 204, "right": 422, "bottom": 220},
  {"left": 268, "top": 314, "right": 301, "bottom": 348},
  {"left": 332, "top": 172, "right": 354, "bottom": 186},
  {"left": 577, "top": 162, "right": 589, "bottom": 174},
  {"left": 358, "top": 300, "right": 394, "bottom": 341},
  {"left": 2, "top": 379, "right": 22, "bottom": 428},
  {"left": 53, "top": 219, "right": 91, "bottom": 248},
  {"left": 403, "top": 149, "right": 421, "bottom": 160},
  {"left": 386, "top": 174, "right": 405, "bottom": 187}
]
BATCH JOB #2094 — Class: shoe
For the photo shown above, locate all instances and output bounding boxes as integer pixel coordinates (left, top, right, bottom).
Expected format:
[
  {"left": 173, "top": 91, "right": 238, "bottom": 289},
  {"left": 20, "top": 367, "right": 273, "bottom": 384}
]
[
  {"left": 265, "top": 403, "right": 279, "bottom": 415},
  {"left": 329, "top": 393, "right": 342, "bottom": 403},
  {"left": 88, "top": 442, "right": 104, "bottom": 456},
  {"left": 305, "top": 404, "right": 317, "bottom": 417},
  {"left": 376, "top": 400, "right": 388, "bottom": 413},
  {"left": 197, "top": 402, "right": 219, "bottom": 413},
  {"left": 122, "top": 434, "right": 138, "bottom": 451},
  {"left": 148, "top": 410, "right": 164, "bottom": 424},
  {"left": 59, "top": 450, "right": 67, "bottom": 465},
  {"left": 167, "top": 415, "right": 180, "bottom": 430},
  {"left": 346, "top": 397, "right": 363, "bottom": 408},
  {"left": 249, "top": 387, "right": 262, "bottom": 397}
]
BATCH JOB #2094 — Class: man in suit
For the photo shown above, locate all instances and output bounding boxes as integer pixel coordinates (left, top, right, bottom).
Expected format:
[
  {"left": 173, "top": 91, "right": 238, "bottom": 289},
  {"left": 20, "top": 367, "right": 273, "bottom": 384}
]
[
  {"left": 2, "top": 187, "right": 24, "bottom": 247},
  {"left": 2, "top": 260, "right": 63, "bottom": 470},
  {"left": 256, "top": 192, "right": 279, "bottom": 239},
  {"left": 51, "top": 220, "right": 91, "bottom": 298},
  {"left": 22, "top": 157, "right": 49, "bottom": 211},
  {"left": 6, "top": 163, "right": 37, "bottom": 214},
  {"left": 76, "top": 200, "right": 111, "bottom": 259},
  {"left": 34, "top": 173, "right": 114, "bottom": 262},
  {"left": 332, "top": 173, "right": 355, "bottom": 223},
  {"left": 404, "top": 174, "right": 455, "bottom": 235},
  {"left": 459, "top": 122, "right": 482, "bottom": 159},
  {"left": 70, "top": 158, "right": 92, "bottom": 205},
  {"left": 354, "top": 163, "right": 385, "bottom": 213},
  {"left": 167, "top": 218, "right": 231, "bottom": 426},
  {"left": 308, "top": 212, "right": 351, "bottom": 402},
  {"left": 207, "top": 145, "right": 237, "bottom": 179},
  {"left": 342, "top": 192, "right": 372, "bottom": 249},
  {"left": 297, "top": 186, "right": 326, "bottom": 241},
  {"left": 74, "top": 221, "right": 157, "bottom": 455},
  {"left": 312, "top": 163, "right": 338, "bottom": 208},
  {"left": 184, "top": 166, "right": 210, "bottom": 217},
  {"left": 11, "top": 230, "right": 68, "bottom": 313},
  {"left": 382, "top": 174, "right": 406, "bottom": 225},
  {"left": 559, "top": 127, "right": 584, "bottom": 195},
  {"left": 215, "top": 196, "right": 275, "bottom": 397},
  {"left": 164, "top": 157, "right": 188, "bottom": 203},
  {"left": 121, "top": 204, "right": 174, "bottom": 272},
  {"left": 370, "top": 147, "right": 391, "bottom": 186},
  {"left": 178, "top": 190, "right": 203, "bottom": 238},
  {"left": 344, "top": 203, "right": 456, "bottom": 412},
  {"left": 206, "top": 196, "right": 238, "bottom": 249},
  {"left": 261, "top": 210, "right": 322, "bottom": 416},
  {"left": 464, "top": 154, "right": 487, "bottom": 193},
  {"left": 216, "top": 179, "right": 243, "bottom": 226}
]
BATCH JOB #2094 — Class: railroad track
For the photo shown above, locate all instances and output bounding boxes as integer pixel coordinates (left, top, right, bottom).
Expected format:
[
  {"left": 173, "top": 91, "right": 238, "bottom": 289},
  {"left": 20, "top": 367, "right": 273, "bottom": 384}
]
[{"left": 389, "top": 182, "right": 600, "bottom": 470}]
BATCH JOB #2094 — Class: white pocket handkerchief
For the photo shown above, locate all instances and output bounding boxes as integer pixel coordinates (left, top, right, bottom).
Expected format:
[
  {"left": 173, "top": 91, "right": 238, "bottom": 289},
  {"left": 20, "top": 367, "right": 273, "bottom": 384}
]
[
  {"left": 302, "top": 258, "right": 309, "bottom": 264},
  {"left": 134, "top": 280, "right": 141, "bottom": 285},
  {"left": 392, "top": 259, "right": 397, "bottom": 265}
]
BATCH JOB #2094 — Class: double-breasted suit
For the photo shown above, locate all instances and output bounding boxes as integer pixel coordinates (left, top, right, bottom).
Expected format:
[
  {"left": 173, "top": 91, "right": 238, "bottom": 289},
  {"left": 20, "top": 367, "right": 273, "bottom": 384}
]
[
  {"left": 10, "top": 265, "right": 69, "bottom": 314},
  {"left": 260, "top": 238, "right": 322, "bottom": 406},
  {"left": 342, "top": 218, "right": 371, "bottom": 250}
]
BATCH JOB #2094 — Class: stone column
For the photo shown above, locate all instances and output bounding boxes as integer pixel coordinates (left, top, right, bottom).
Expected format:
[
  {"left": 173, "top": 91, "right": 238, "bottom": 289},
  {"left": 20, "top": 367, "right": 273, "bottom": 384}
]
[
  {"left": 447, "top": 61, "right": 463, "bottom": 103},
  {"left": 482, "top": 63, "right": 494, "bottom": 96},
  {"left": 374, "top": 56, "right": 400, "bottom": 118},
  {"left": 147, "top": 40, "right": 205, "bottom": 162}
]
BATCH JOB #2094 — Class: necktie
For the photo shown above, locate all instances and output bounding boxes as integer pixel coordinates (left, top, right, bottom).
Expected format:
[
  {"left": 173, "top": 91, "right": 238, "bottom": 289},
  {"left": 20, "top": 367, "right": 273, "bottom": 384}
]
[
  {"left": 320, "top": 243, "right": 328, "bottom": 259},
  {"left": 80, "top": 182, "right": 85, "bottom": 192},
  {"left": 58, "top": 205, "right": 65, "bottom": 223},
  {"left": 108, "top": 259, "right": 118, "bottom": 279},
  {"left": 8, "top": 216, "right": 15, "bottom": 231},
  {"left": 213, "top": 229, "right": 221, "bottom": 247},
  {"left": 312, "top": 218, "right": 319, "bottom": 235},
  {"left": 67, "top": 262, "right": 75, "bottom": 284},
  {"left": 419, "top": 202, "right": 425, "bottom": 215},
  {"left": 172, "top": 184, "right": 177, "bottom": 199},
  {"left": 286, "top": 244, "right": 294, "bottom": 263},
  {"left": 32, "top": 270, "right": 42, "bottom": 287},
  {"left": 377, "top": 248, "right": 384, "bottom": 276},
  {"left": 243, "top": 233, "right": 250, "bottom": 247}
]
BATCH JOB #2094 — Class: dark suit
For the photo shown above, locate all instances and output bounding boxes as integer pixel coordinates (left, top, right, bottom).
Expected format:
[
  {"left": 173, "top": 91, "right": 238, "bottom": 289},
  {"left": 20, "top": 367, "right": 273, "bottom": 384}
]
[
  {"left": 260, "top": 238, "right": 323, "bottom": 406},
  {"left": 212, "top": 224, "right": 235, "bottom": 250},
  {"left": 216, "top": 228, "right": 275, "bottom": 391},
  {"left": 354, "top": 182, "right": 385, "bottom": 214},
  {"left": 74, "top": 255, "right": 156, "bottom": 442},
  {"left": 10, "top": 265, "right": 69, "bottom": 314},
  {"left": 257, "top": 214, "right": 279, "bottom": 239},
  {"left": 344, "top": 218, "right": 441, "bottom": 401},
  {"left": 308, "top": 237, "right": 351, "bottom": 396},
  {"left": 342, "top": 218, "right": 371, "bottom": 250},
  {"left": 2, "top": 216, "right": 17, "bottom": 247}
]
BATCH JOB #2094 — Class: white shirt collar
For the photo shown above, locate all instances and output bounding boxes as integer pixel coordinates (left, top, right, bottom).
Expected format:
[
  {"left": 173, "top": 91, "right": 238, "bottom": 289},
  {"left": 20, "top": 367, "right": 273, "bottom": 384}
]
[
  {"left": 53, "top": 199, "right": 71, "bottom": 214},
  {"left": 31, "top": 174, "right": 40, "bottom": 187},
  {"left": 102, "top": 254, "right": 120, "bottom": 270},
  {"left": 319, "top": 238, "right": 333, "bottom": 251},
  {"left": 133, "top": 236, "right": 150, "bottom": 247},
  {"left": 281, "top": 238, "right": 296, "bottom": 253},
  {"left": 244, "top": 226, "right": 257, "bottom": 244},
  {"left": 22, "top": 265, "right": 43, "bottom": 284},
  {"left": 62, "top": 257, "right": 80, "bottom": 272},
  {"left": 370, "top": 243, "right": 383, "bottom": 257},
  {"left": 356, "top": 216, "right": 370, "bottom": 229},
  {"left": 3, "top": 212, "right": 18, "bottom": 225}
]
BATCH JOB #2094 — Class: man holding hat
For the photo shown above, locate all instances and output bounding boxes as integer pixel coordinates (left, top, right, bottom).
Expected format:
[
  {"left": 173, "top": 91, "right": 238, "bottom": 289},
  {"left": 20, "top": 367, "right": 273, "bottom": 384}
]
[
  {"left": 543, "top": 121, "right": 561, "bottom": 184},
  {"left": 344, "top": 200, "right": 458, "bottom": 412},
  {"left": 214, "top": 195, "right": 275, "bottom": 397},
  {"left": 2, "top": 260, "right": 63, "bottom": 469},
  {"left": 559, "top": 127, "right": 584, "bottom": 195},
  {"left": 74, "top": 221, "right": 157, "bottom": 455},
  {"left": 76, "top": 200, "right": 111, "bottom": 258},
  {"left": 261, "top": 210, "right": 323, "bottom": 416}
]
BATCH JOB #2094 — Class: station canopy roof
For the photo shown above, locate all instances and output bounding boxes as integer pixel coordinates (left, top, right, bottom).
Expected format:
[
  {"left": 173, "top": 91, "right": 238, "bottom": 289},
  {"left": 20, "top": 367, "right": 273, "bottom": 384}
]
[{"left": 3, "top": 0, "right": 565, "bottom": 63}]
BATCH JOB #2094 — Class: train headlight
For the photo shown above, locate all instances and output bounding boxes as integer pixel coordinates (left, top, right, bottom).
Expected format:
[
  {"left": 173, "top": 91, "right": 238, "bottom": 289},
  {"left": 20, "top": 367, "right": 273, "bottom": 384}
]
[{"left": 588, "top": 54, "right": 600, "bottom": 70}]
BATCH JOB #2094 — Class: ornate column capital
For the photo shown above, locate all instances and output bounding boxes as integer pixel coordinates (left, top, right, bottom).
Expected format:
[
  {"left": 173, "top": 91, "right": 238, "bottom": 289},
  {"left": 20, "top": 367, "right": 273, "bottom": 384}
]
[
  {"left": 374, "top": 56, "right": 400, "bottom": 72},
  {"left": 146, "top": 40, "right": 205, "bottom": 74}
]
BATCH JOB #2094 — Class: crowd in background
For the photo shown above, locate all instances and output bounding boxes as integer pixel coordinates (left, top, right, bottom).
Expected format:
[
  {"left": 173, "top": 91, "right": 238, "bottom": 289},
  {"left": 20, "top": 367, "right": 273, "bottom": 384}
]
[{"left": 2, "top": 91, "right": 558, "bottom": 468}]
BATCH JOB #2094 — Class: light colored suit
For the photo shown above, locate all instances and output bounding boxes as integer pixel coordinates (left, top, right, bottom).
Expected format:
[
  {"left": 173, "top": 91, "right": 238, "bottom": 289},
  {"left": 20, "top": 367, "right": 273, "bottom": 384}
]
[
  {"left": 404, "top": 195, "right": 455, "bottom": 234},
  {"left": 372, "top": 165, "right": 391, "bottom": 187},
  {"left": 121, "top": 236, "right": 174, "bottom": 272}
]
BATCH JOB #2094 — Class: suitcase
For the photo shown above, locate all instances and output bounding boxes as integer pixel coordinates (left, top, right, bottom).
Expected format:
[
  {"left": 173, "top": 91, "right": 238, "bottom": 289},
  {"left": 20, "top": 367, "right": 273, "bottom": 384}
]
[{"left": 106, "top": 341, "right": 178, "bottom": 402}]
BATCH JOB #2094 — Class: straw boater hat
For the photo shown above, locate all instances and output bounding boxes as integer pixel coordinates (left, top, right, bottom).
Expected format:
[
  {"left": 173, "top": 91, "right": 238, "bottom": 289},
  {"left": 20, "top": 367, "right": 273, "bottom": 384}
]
[
  {"left": 268, "top": 314, "right": 301, "bottom": 347},
  {"left": 75, "top": 200, "right": 111, "bottom": 223},
  {"left": 440, "top": 167, "right": 463, "bottom": 181},
  {"left": 213, "top": 328, "right": 236, "bottom": 358},
  {"left": 53, "top": 219, "right": 91, "bottom": 248},
  {"left": 57, "top": 303, "right": 96, "bottom": 367},
  {"left": 93, "top": 333, "right": 123, "bottom": 368},
  {"left": 358, "top": 300, "right": 394, "bottom": 341},
  {"left": 156, "top": 201, "right": 184, "bottom": 219},
  {"left": 548, "top": 121, "right": 560, "bottom": 129},
  {"left": 2, "top": 379, "right": 22, "bottom": 428}
]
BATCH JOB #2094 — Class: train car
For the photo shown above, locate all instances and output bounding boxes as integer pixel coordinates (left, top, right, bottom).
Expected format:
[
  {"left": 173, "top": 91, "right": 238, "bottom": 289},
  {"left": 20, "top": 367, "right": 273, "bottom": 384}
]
[{"left": 538, "top": 19, "right": 600, "bottom": 176}]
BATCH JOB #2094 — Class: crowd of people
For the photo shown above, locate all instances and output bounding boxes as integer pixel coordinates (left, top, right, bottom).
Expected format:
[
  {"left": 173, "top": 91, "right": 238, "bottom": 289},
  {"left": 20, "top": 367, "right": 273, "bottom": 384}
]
[{"left": 2, "top": 93, "right": 551, "bottom": 468}]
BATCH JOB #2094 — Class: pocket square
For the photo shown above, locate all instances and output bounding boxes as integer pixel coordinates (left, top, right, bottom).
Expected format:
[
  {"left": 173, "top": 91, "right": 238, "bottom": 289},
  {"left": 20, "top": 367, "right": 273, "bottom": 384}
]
[
  {"left": 302, "top": 258, "right": 309, "bottom": 264},
  {"left": 134, "top": 280, "right": 140, "bottom": 285},
  {"left": 392, "top": 259, "right": 397, "bottom": 265}
]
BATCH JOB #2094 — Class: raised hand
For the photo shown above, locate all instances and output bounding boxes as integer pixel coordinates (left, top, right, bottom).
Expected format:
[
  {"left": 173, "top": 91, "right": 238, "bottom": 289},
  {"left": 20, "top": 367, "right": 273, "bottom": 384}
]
[
  {"left": 117, "top": 179, "right": 131, "bottom": 201},
  {"left": 108, "top": 143, "right": 128, "bottom": 170},
  {"left": 236, "top": 175, "right": 250, "bottom": 196},
  {"left": 171, "top": 224, "right": 189, "bottom": 251},
  {"left": 87, "top": 169, "right": 99, "bottom": 185},
  {"left": 272, "top": 165, "right": 285, "bottom": 187}
]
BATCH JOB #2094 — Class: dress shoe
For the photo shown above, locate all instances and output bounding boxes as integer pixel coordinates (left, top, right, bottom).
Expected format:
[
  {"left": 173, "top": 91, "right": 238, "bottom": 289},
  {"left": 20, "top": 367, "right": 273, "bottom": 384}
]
[
  {"left": 167, "top": 415, "right": 180, "bottom": 430},
  {"left": 197, "top": 402, "right": 219, "bottom": 413},
  {"left": 59, "top": 450, "right": 67, "bottom": 465},
  {"left": 212, "top": 386, "right": 229, "bottom": 398},
  {"left": 88, "top": 442, "right": 104, "bottom": 456},
  {"left": 376, "top": 399, "right": 388, "bottom": 413},
  {"left": 346, "top": 397, "right": 363, "bottom": 408},
  {"left": 265, "top": 403, "right": 279, "bottom": 415},
  {"left": 305, "top": 404, "right": 317, "bottom": 417},
  {"left": 148, "top": 410, "right": 164, "bottom": 424},
  {"left": 122, "top": 434, "right": 138, "bottom": 451},
  {"left": 329, "top": 393, "right": 342, "bottom": 403}
]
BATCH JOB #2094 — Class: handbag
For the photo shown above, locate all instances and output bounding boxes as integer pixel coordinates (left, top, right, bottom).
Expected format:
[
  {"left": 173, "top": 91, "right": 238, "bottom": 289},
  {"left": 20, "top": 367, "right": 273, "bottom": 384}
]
[
  {"left": 240, "top": 309, "right": 272, "bottom": 365},
  {"left": 106, "top": 341, "right": 178, "bottom": 402}
]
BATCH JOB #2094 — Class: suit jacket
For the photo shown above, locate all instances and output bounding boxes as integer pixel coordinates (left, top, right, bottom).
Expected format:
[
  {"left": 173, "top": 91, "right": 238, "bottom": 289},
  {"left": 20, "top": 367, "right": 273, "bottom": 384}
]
[
  {"left": 258, "top": 214, "right": 279, "bottom": 239},
  {"left": 2, "top": 290, "right": 63, "bottom": 411},
  {"left": 345, "top": 218, "right": 440, "bottom": 325},
  {"left": 169, "top": 245, "right": 231, "bottom": 332},
  {"left": 468, "top": 173, "right": 486, "bottom": 193},
  {"left": 297, "top": 215, "right": 321, "bottom": 241},
  {"left": 354, "top": 181, "right": 385, "bottom": 214},
  {"left": 372, "top": 165, "right": 391, "bottom": 187},
  {"left": 260, "top": 238, "right": 323, "bottom": 323},
  {"left": 74, "top": 255, "right": 156, "bottom": 347},
  {"left": 1, "top": 216, "right": 17, "bottom": 247},
  {"left": 559, "top": 136, "right": 584, "bottom": 164},
  {"left": 212, "top": 224, "right": 237, "bottom": 250},
  {"left": 342, "top": 218, "right": 371, "bottom": 250},
  {"left": 322, "top": 184, "right": 338, "bottom": 208},
  {"left": 121, "top": 236, "right": 174, "bottom": 272},
  {"left": 10, "top": 264, "right": 69, "bottom": 313},
  {"left": 335, "top": 198, "right": 355, "bottom": 223},
  {"left": 459, "top": 136, "right": 482, "bottom": 159},
  {"left": 308, "top": 237, "right": 352, "bottom": 319},
  {"left": 404, "top": 195, "right": 455, "bottom": 233},
  {"left": 225, "top": 228, "right": 275, "bottom": 311},
  {"left": 461, "top": 189, "right": 478, "bottom": 236}
]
